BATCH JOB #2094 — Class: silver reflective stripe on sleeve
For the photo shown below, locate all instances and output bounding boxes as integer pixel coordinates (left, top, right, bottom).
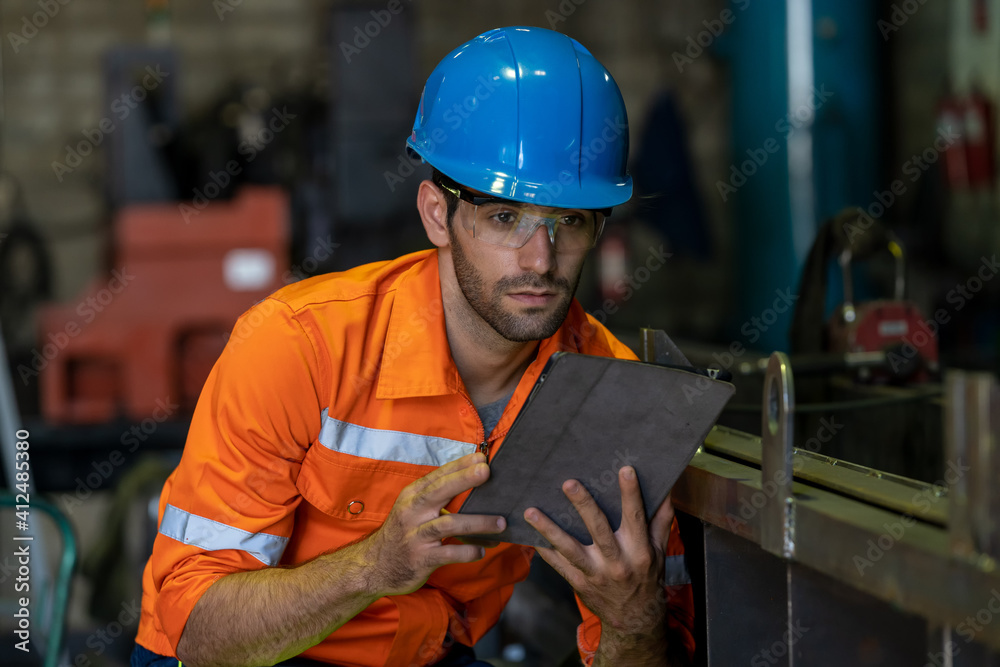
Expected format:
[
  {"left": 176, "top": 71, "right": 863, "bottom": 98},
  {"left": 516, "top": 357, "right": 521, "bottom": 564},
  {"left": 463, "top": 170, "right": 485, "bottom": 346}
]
[
  {"left": 664, "top": 554, "right": 691, "bottom": 586},
  {"left": 159, "top": 504, "right": 289, "bottom": 566},
  {"left": 318, "top": 408, "right": 477, "bottom": 466}
]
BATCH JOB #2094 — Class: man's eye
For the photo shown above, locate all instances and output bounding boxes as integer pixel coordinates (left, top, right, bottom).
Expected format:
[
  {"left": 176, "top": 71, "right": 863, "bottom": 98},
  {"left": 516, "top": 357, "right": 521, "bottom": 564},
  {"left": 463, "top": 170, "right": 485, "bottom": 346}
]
[
  {"left": 560, "top": 214, "right": 585, "bottom": 226},
  {"left": 492, "top": 210, "right": 518, "bottom": 225}
]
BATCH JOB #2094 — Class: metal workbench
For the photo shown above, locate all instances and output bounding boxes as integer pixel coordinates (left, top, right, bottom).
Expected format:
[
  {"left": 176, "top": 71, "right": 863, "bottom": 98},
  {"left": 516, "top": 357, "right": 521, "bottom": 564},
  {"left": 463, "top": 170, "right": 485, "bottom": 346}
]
[{"left": 656, "top": 342, "right": 1000, "bottom": 666}]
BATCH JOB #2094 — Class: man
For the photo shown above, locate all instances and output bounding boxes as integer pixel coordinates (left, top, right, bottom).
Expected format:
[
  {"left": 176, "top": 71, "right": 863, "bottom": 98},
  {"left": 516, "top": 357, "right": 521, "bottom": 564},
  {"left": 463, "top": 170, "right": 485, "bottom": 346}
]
[{"left": 132, "top": 26, "right": 694, "bottom": 667}]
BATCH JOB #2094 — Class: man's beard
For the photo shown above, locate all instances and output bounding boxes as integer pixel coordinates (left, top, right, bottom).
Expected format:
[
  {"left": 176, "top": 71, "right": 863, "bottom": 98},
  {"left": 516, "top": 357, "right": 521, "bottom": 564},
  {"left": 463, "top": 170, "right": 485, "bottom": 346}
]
[{"left": 449, "top": 225, "right": 580, "bottom": 343}]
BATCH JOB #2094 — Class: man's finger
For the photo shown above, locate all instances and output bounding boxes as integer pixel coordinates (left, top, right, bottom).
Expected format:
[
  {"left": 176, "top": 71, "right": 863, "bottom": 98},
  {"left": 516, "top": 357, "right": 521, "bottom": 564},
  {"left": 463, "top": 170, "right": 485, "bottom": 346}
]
[
  {"left": 411, "top": 458, "right": 490, "bottom": 510},
  {"left": 426, "top": 543, "right": 488, "bottom": 568},
  {"left": 409, "top": 452, "right": 485, "bottom": 496},
  {"left": 417, "top": 513, "right": 505, "bottom": 542},
  {"left": 649, "top": 493, "right": 675, "bottom": 549},
  {"left": 618, "top": 466, "right": 650, "bottom": 542},
  {"left": 532, "top": 544, "right": 586, "bottom": 591},
  {"left": 523, "top": 507, "right": 592, "bottom": 575},
  {"left": 562, "top": 479, "right": 620, "bottom": 561}
]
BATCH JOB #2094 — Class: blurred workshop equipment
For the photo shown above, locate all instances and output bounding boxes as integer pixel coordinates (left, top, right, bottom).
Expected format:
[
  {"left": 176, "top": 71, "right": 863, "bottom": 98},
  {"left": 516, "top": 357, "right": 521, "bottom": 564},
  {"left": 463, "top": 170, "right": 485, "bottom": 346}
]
[
  {"left": 727, "top": 0, "right": 882, "bottom": 352},
  {"left": 938, "top": 85, "right": 997, "bottom": 192},
  {"left": 632, "top": 90, "right": 713, "bottom": 261},
  {"left": 777, "top": 209, "right": 941, "bottom": 478},
  {"left": 642, "top": 333, "right": 1000, "bottom": 665},
  {"left": 82, "top": 456, "right": 173, "bottom": 626},
  {"left": 792, "top": 208, "right": 938, "bottom": 383},
  {"left": 326, "top": 3, "right": 419, "bottom": 269},
  {"left": 0, "top": 174, "right": 53, "bottom": 417},
  {"left": 36, "top": 186, "right": 289, "bottom": 424},
  {"left": 826, "top": 219, "right": 938, "bottom": 385},
  {"left": 104, "top": 47, "right": 180, "bottom": 209}
]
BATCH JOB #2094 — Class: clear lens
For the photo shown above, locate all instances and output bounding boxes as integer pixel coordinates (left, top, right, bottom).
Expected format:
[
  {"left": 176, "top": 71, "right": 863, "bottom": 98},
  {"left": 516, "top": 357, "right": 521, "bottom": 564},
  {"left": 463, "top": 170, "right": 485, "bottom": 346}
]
[{"left": 469, "top": 202, "right": 603, "bottom": 251}]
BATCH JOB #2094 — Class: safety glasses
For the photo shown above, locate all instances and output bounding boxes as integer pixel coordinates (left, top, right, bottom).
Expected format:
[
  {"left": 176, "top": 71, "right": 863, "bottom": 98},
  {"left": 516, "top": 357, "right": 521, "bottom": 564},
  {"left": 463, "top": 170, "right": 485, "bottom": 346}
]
[{"left": 437, "top": 178, "right": 607, "bottom": 252}]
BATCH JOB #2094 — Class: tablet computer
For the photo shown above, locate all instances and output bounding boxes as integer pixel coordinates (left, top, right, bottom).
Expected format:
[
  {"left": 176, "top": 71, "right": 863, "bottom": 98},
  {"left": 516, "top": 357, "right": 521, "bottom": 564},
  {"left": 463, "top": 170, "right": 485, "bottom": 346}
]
[{"left": 458, "top": 352, "right": 735, "bottom": 547}]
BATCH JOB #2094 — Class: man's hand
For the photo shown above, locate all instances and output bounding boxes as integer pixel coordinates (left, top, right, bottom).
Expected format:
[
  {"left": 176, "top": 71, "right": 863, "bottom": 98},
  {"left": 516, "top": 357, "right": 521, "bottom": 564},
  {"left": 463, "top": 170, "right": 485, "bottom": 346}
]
[
  {"left": 366, "top": 452, "right": 507, "bottom": 597},
  {"left": 176, "top": 452, "right": 506, "bottom": 667},
  {"left": 524, "top": 466, "right": 675, "bottom": 664}
]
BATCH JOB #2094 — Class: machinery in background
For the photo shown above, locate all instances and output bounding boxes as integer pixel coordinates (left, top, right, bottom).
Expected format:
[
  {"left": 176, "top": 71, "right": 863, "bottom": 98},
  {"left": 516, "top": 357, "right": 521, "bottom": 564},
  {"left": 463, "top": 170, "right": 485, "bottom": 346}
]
[
  {"left": 726, "top": 0, "right": 883, "bottom": 354},
  {"left": 686, "top": 207, "right": 948, "bottom": 482},
  {"left": 661, "top": 351, "right": 1000, "bottom": 664},
  {"left": 36, "top": 187, "right": 289, "bottom": 424},
  {"left": 825, "top": 220, "right": 938, "bottom": 384},
  {"left": 21, "top": 14, "right": 422, "bottom": 426},
  {"left": 938, "top": 85, "right": 996, "bottom": 192},
  {"left": 791, "top": 207, "right": 938, "bottom": 384},
  {"left": 27, "top": 40, "right": 312, "bottom": 425},
  {"left": 0, "top": 174, "right": 53, "bottom": 417}
]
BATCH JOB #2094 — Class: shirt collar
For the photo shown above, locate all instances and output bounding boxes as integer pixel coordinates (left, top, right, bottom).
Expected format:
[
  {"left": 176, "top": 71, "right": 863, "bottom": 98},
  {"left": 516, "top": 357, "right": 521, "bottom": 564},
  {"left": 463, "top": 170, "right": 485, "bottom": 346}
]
[
  {"left": 376, "top": 250, "right": 461, "bottom": 399},
  {"left": 376, "top": 250, "right": 607, "bottom": 400}
]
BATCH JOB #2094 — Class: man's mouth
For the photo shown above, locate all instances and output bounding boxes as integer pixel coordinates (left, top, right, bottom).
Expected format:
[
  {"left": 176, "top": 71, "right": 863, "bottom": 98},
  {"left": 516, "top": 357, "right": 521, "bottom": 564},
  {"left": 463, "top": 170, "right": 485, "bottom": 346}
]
[{"left": 507, "top": 290, "right": 558, "bottom": 306}]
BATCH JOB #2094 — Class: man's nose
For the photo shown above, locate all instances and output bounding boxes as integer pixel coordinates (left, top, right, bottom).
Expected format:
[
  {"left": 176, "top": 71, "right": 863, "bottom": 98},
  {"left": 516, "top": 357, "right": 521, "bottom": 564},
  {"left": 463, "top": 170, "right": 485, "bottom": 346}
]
[{"left": 517, "top": 222, "right": 557, "bottom": 274}]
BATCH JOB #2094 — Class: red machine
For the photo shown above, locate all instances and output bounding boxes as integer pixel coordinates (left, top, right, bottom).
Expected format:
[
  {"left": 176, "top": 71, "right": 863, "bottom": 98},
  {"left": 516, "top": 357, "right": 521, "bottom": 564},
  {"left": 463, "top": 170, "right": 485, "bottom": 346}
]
[
  {"left": 37, "top": 186, "right": 290, "bottom": 423},
  {"left": 937, "top": 87, "right": 996, "bottom": 190},
  {"left": 826, "top": 236, "right": 938, "bottom": 382}
]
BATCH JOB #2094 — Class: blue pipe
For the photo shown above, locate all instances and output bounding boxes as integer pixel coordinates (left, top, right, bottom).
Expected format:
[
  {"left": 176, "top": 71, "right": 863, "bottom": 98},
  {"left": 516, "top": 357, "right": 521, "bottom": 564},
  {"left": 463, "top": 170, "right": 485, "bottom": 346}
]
[{"left": 725, "top": 0, "right": 880, "bottom": 351}]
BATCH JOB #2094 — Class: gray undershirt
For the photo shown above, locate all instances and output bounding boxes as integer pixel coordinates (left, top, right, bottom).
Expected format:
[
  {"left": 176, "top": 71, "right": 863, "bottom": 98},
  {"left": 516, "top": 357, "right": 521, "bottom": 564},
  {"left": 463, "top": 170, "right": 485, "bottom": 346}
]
[{"left": 475, "top": 391, "right": 515, "bottom": 438}]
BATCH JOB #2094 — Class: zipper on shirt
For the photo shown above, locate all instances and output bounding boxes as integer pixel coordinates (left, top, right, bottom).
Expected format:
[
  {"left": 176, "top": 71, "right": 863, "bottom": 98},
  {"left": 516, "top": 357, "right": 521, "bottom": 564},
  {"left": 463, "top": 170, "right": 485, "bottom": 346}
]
[{"left": 462, "top": 393, "right": 491, "bottom": 462}]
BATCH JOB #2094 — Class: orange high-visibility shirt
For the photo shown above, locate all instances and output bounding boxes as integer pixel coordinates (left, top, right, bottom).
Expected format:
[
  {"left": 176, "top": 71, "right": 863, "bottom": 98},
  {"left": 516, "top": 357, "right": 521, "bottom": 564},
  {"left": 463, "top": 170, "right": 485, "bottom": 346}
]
[{"left": 135, "top": 249, "right": 695, "bottom": 666}]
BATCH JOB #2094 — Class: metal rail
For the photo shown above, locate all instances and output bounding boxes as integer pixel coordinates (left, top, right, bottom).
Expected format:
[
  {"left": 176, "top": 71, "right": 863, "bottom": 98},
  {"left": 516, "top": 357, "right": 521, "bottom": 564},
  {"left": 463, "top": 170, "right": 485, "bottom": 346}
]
[{"left": 640, "top": 330, "right": 1000, "bottom": 663}]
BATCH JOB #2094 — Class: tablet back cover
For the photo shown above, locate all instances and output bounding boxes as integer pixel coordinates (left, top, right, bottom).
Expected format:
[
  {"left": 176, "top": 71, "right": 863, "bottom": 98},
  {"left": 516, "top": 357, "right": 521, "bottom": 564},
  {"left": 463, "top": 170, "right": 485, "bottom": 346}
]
[{"left": 458, "top": 353, "right": 735, "bottom": 548}]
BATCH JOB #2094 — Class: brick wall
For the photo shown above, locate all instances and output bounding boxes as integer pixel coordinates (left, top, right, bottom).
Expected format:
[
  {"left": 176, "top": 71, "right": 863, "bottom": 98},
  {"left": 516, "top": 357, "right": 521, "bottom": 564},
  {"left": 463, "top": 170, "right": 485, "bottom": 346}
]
[
  {"left": 3, "top": 0, "right": 732, "bottom": 335},
  {"left": 2, "top": 0, "right": 322, "bottom": 304}
]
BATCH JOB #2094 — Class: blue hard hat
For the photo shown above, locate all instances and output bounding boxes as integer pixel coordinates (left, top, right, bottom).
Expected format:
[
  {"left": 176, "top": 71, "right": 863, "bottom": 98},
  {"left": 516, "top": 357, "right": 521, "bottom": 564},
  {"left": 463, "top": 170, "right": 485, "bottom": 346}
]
[{"left": 407, "top": 26, "right": 632, "bottom": 210}]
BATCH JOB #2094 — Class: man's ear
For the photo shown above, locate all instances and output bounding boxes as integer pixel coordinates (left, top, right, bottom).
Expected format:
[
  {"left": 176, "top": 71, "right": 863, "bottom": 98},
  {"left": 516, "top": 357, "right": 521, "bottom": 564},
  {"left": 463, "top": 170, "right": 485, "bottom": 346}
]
[{"left": 417, "top": 179, "right": 450, "bottom": 249}]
